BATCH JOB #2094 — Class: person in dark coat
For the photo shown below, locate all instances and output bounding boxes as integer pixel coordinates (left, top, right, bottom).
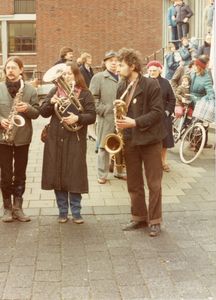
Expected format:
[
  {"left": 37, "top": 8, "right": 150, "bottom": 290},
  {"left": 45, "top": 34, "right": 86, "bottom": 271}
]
[
  {"left": 115, "top": 48, "right": 167, "bottom": 237},
  {"left": 147, "top": 61, "right": 176, "bottom": 173},
  {"left": 40, "top": 62, "right": 96, "bottom": 223},
  {"left": 54, "top": 46, "right": 73, "bottom": 66},
  {"left": 167, "top": 0, "right": 179, "bottom": 49},
  {"left": 173, "top": 0, "right": 193, "bottom": 39},
  {"left": 196, "top": 34, "right": 212, "bottom": 58},
  {"left": 79, "top": 52, "right": 96, "bottom": 141}
]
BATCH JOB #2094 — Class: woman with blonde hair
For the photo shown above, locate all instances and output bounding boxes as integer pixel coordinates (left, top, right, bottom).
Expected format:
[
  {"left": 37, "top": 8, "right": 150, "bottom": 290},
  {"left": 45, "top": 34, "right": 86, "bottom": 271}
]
[
  {"left": 165, "top": 43, "right": 180, "bottom": 80},
  {"left": 79, "top": 53, "right": 96, "bottom": 140}
]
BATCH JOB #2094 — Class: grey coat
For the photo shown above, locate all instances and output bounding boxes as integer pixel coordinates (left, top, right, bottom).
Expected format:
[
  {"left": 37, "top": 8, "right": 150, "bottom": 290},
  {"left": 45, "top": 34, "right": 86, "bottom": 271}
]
[
  {"left": 89, "top": 70, "right": 118, "bottom": 148},
  {"left": 0, "top": 82, "right": 39, "bottom": 146}
]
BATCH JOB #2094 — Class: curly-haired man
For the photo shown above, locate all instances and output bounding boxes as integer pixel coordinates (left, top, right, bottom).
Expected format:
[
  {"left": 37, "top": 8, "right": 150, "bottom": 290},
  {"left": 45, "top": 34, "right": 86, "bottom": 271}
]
[{"left": 115, "top": 48, "right": 167, "bottom": 236}]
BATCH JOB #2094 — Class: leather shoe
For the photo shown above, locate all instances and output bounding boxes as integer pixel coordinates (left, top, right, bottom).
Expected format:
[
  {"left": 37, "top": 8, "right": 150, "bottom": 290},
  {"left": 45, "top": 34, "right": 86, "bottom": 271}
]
[
  {"left": 98, "top": 178, "right": 106, "bottom": 184},
  {"left": 114, "top": 175, "right": 127, "bottom": 180},
  {"left": 122, "top": 220, "right": 148, "bottom": 231},
  {"left": 149, "top": 224, "right": 161, "bottom": 236}
]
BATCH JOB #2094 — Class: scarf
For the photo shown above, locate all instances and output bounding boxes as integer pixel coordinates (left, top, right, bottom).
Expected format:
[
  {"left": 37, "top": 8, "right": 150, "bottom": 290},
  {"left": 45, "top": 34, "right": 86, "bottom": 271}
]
[{"left": 5, "top": 77, "right": 21, "bottom": 98}]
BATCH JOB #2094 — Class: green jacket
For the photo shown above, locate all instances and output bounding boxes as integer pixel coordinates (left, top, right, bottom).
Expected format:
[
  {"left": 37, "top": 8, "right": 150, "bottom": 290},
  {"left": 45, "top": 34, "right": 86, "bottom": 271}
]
[{"left": 0, "top": 82, "right": 39, "bottom": 146}]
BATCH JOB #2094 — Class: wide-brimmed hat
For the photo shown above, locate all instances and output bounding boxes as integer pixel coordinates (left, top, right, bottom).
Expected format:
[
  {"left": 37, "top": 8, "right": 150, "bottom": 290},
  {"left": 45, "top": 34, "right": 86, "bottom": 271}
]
[{"left": 103, "top": 50, "right": 116, "bottom": 61}]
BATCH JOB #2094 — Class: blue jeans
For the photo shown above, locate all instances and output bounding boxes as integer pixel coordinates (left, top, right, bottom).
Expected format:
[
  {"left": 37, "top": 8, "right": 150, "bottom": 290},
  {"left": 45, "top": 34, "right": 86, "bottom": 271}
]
[
  {"left": 171, "top": 26, "right": 179, "bottom": 49},
  {"left": 177, "top": 23, "right": 189, "bottom": 40},
  {"left": 54, "top": 189, "right": 82, "bottom": 215}
]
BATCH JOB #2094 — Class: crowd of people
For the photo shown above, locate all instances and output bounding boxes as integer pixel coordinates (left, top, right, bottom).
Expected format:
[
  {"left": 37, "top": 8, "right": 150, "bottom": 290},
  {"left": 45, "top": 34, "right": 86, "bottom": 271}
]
[{"left": 0, "top": 1, "right": 215, "bottom": 236}]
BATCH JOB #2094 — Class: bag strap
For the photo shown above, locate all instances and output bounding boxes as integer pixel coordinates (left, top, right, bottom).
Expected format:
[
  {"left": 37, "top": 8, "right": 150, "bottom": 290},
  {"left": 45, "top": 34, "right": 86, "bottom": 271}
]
[{"left": 125, "top": 76, "right": 139, "bottom": 111}]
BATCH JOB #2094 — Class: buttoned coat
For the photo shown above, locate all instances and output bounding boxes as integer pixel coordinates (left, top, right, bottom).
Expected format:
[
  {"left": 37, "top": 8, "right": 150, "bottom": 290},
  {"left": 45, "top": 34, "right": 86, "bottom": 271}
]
[
  {"left": 117, "top": 75, "right": 167, "bottom": 146},
  {"left": 39, "top": 86, "right": 96, "bottom": 193},
  {"left": 0, "top": 82, "right": 39, "bottom": 146},
  {"left": 89, "top": 70, "right": 118, "bottom": 148}
]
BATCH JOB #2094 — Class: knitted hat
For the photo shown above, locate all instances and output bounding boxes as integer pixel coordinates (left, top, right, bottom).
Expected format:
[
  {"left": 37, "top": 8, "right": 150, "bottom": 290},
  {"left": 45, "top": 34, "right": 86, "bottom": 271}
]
[
  {"left": 195, "top": 58, "right": 207, "bottom": 69},
  {"left": 182, "top": 75, "right": 191, "bottom": 84},
  {"left": 147, "top": 61, "right": 163, "bottom": 70},
  {"left": 103, "top": 50, "right": 116, "bottom": 61}
]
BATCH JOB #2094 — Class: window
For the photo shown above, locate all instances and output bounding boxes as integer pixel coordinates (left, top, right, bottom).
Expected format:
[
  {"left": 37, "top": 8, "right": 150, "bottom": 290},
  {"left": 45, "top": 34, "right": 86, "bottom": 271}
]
[
  {"left": 14, "top": 0, "right": 36, "bottom": 14},
  {"left": 8, "top": 22, "right": 36, "bottom": 52}
]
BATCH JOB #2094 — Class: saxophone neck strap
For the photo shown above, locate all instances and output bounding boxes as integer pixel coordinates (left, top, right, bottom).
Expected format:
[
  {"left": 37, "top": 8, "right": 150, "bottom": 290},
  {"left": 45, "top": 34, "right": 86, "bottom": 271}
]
[{"left": 125, "top": 76, "right": 139, "bottom": 111}]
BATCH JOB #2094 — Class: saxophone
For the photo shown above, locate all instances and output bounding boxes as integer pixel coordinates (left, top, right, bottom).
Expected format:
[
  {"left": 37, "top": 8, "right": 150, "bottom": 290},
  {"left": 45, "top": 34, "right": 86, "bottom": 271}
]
[
  {"left": 2, "top": 76, "right": 26, "bottom": 143},
  {"left": 104, "top": 78, "right": 137, "bottom": 174}
]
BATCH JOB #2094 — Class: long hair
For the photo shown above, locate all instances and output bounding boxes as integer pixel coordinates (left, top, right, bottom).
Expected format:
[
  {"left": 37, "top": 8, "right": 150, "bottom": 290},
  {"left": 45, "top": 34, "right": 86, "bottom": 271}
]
[
  {"left": 194, "top": 63, "right": 206, "bottom": 76},
  {"left": 66, "top": 62, "right": 89, "bottom": 90},
  {"left": 2, "top": 56, "right": 26, "bottom": 81},
  {"left": 166, "top": 43, "right": 175, "bottom": 54}
]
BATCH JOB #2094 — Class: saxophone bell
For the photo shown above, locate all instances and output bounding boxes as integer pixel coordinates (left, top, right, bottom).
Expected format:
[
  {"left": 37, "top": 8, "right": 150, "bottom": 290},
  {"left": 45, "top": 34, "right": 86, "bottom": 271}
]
[{"left": 5, "top": 115, "right": 25, "bottom": 143}]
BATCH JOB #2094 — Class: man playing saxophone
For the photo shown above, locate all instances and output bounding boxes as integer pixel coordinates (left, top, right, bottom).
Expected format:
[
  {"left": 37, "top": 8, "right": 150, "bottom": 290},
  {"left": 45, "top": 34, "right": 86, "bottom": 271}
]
[
  {"left": 0, "top": 56, "right": 39, "bottom": 222},
  {"left": 115, "top": 48, "right": 167, "bottom": 236}
]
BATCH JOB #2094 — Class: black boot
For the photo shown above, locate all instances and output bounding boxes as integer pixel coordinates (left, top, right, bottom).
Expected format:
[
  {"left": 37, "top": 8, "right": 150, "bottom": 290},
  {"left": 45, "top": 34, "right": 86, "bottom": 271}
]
[
  {"left": 13, "top": 197, "right": 31, "bottom": 222},
  {"left": 2, "top": 199, "right": 13, "bottom": 222}
]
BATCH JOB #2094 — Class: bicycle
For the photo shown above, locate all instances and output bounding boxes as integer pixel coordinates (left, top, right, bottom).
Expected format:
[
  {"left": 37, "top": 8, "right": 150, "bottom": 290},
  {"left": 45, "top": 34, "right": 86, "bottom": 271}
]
[
  {"left": 172, "top": 98, "right": 193, "bottom": 144},
  {"left": 179, "top": 95, "right": 215, "bottom": 164}
]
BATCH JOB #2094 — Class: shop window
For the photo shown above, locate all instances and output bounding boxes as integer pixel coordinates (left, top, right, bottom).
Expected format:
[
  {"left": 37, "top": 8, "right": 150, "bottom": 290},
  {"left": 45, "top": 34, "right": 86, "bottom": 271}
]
[{"left": 8, "top": 22, "right": 36, "bottom": 53}]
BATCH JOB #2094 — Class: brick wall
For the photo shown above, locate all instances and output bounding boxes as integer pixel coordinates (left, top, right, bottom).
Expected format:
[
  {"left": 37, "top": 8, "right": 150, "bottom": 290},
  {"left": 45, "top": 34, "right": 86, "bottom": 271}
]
[
  {"left": 36, "top": 0, "right": 163, "bottom": 72},
  {"left": 0, "top": 0, "right": 13, "bottom": 15}
]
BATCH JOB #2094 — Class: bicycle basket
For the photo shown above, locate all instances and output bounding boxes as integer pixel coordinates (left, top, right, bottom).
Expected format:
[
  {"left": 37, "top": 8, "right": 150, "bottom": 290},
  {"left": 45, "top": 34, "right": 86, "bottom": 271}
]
[{"left": 192, "top": 98, "right": 215, "bottom": 123}]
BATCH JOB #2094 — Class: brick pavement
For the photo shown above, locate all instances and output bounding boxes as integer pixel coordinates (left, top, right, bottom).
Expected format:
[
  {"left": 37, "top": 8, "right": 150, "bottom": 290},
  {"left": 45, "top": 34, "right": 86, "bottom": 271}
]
[{"left": 0, "top": 115, "right": 215, "bottom": 300}]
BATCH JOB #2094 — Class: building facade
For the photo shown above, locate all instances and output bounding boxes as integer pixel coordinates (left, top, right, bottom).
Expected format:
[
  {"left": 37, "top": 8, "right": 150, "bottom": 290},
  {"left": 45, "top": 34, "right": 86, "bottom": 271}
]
[{"left": 0, "top": 0, "right": 210, "bottom": 79}]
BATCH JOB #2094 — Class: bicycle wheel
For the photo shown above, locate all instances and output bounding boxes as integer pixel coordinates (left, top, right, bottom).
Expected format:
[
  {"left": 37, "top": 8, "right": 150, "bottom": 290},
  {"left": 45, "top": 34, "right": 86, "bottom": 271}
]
[
  {"left": 180, "top": 123, "right": 206, "bottom": 164},
  {"left": 172, "top": 117, "right": 182, "bottom": 143}
]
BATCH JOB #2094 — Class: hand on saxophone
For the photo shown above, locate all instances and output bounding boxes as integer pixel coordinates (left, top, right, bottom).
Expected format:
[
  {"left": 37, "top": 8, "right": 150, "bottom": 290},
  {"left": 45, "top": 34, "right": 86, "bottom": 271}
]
[
  {"left": 115, "top": 116, "right": 136, "bottom": 129},
  {"left": 1, "top": 118, "right": 10, "bottom": 130},
  {"left": 63, "top": 112, "right": 79, "bottom": 125},
  {"left": 16, "top": 101, "right": 29, "bottom": 112}
]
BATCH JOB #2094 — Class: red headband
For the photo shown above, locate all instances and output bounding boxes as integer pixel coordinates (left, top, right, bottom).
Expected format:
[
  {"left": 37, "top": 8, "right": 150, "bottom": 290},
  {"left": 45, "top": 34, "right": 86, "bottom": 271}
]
[{"left": 195, "top": 59, "right": 206, "bottom": 69}]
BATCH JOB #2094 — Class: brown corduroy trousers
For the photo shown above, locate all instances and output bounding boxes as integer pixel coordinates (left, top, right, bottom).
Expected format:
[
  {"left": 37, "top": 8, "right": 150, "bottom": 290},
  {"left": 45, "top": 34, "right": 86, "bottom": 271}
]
[{"left": 124, "top": 140, "right": 163, "bottom": 225}]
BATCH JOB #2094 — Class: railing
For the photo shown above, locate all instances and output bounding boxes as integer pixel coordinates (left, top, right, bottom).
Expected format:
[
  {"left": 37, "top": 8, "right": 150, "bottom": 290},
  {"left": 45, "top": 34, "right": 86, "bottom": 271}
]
[
  {"left": 142, "top": 37, "right": 205, "bottom": 74},
  {"left": 14, "top": 0, "right": 36, "bottom": 14}
]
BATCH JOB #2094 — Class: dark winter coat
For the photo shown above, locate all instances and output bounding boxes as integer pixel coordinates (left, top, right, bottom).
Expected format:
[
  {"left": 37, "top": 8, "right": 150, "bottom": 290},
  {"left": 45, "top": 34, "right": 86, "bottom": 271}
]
[
  {"left": 117, "top": 75, "right": 167, "bottom": 146},
  {"left": 156, "top": 75, "right": 176, "bottom": 148},
  {"left": 174, "top": 2, "right": 193, "bottom": 24},
  {"left": 39, "top": 86, "right": 96, "bottom": 193},
  {"left": 196, "top": 41, "right": 211, "bottom": 58},
  {"left": 165, "top": 52, "right": 180, "bottom": 80},
  {"left": 175, "top": 85, "right": 190, "bottom": 106},
  {"left": 79, "top": 64, "right": 94, "bottom": 88},
  {"left": 54, "top": 57, "right": 67, "bottom": 66}
]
